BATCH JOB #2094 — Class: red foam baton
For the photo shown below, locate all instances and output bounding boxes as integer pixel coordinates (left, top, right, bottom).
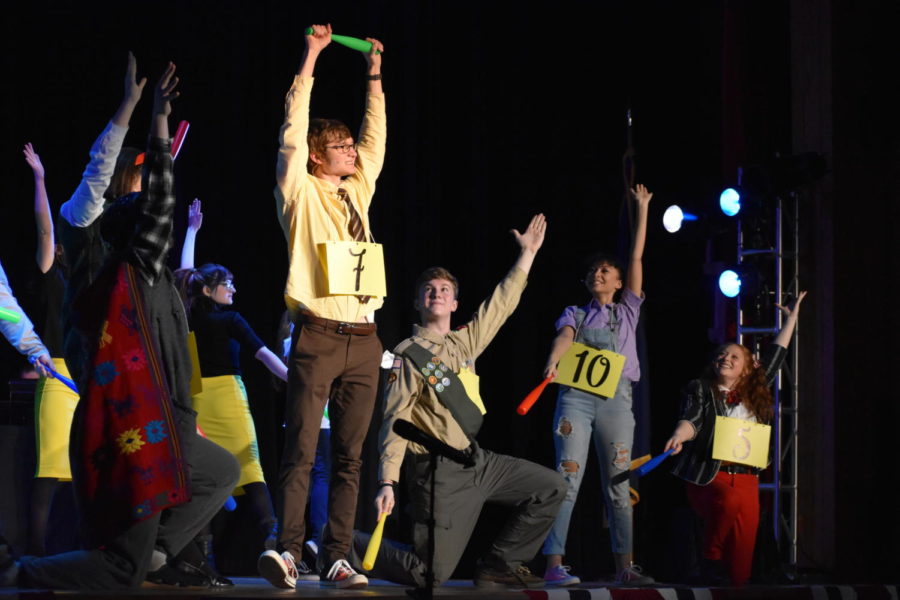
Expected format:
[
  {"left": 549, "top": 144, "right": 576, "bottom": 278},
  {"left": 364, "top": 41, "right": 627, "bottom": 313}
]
[
  {"left": 516, "top": 375, "right": 555, "bottom": 415},
  {"left": 171, "top": 120, "right": 190, "bottom": 160}
]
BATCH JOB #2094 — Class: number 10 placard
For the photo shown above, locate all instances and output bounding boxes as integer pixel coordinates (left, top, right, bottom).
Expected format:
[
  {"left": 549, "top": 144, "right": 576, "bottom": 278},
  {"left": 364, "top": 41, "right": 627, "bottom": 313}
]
[
  {"left": 555, "top": 342, "right": 626, "bottom": 398},
  {"left": 318, "top": 241, "right": 387, "bottom": 298}
]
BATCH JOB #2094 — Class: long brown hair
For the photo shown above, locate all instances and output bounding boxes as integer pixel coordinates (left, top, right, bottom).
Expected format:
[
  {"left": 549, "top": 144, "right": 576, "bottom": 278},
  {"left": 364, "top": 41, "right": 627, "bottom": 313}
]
[
  {"left": 104, "top": 147, "right": 143, "bottom": 202},
  {"left": 704, "top": 343, "right": 774, "bottom": 423}
]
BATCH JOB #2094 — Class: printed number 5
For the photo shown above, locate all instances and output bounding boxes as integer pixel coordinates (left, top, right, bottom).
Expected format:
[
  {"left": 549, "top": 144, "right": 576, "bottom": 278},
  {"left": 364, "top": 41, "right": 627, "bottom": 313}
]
[{"left": 733, "top": 426, "right": 751, "bottom": 460}]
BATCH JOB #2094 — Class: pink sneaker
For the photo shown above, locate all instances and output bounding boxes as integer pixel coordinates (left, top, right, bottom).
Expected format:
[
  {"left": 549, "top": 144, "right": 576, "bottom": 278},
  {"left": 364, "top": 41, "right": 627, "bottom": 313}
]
[{"left": 544, "top": 564, "right": 581, "bottom": 586}]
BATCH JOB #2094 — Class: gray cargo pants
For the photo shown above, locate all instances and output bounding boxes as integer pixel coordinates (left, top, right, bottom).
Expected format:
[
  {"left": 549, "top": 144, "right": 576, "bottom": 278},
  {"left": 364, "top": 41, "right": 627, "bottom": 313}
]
[{"left": 351, "top": 445, "right": 566, "bottom": 586}]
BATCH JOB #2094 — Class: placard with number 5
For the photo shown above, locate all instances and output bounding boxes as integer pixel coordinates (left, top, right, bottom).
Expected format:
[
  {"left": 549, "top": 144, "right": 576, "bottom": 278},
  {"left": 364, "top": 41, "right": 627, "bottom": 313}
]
[
  {"left": 712, "top": 416, "right": 771, "bottom": 468},
  {"left": 555, "top": 342, "right": 626, "bottom": 398}
]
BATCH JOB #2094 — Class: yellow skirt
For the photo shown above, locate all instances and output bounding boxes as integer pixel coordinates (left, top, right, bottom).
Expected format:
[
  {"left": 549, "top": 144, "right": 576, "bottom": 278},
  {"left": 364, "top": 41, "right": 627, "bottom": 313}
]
[
  {"left": 192, "top": 375, "right": 265, "bottom": 490},
  {"left": 34, "top": 358, "right": 79, "bottom": 479}
]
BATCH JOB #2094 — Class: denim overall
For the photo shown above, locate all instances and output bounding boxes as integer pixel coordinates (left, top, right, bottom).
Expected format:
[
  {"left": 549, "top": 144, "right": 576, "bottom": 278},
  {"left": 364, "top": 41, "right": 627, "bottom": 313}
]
[{"left": 542, "top": 305, "right": 635, "bottom": 556}]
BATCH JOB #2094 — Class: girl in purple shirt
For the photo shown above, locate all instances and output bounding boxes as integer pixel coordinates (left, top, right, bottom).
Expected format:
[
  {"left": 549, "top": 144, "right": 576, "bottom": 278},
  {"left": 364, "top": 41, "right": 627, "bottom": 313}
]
[{"left": 540, "top": 184, "right": 653, "bottom": 586}]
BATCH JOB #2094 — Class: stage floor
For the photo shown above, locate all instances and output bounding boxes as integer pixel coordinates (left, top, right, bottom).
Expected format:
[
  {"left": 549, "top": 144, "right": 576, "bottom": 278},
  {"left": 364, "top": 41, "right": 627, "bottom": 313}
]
[{"left": 1, "top": 578, "right": 898, "bottom": 600}]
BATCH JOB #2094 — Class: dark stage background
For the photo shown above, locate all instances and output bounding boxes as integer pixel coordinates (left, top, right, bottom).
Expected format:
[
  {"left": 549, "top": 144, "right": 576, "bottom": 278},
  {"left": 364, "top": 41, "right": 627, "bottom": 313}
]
[{"left": 0, "top": 0, "right": 897, "bottom": 585}]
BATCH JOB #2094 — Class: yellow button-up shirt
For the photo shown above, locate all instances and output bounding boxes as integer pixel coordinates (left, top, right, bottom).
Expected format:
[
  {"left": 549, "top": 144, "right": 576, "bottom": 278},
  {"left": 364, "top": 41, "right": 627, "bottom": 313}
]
[
  {"left": 378, "top": 267, "right": 528, "bottom": 483},
  {"left": 274, "top": 75, "right": 387, "bottom": 322}
]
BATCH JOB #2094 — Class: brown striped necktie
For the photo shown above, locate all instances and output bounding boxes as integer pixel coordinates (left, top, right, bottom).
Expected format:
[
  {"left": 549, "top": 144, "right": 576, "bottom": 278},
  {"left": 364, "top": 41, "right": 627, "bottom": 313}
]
[
  {"left": 338, "top": 188, "right": 365, "bottom": 241},
  {"left": 338, "top": 187, "right": 370, "bottom": 303}
]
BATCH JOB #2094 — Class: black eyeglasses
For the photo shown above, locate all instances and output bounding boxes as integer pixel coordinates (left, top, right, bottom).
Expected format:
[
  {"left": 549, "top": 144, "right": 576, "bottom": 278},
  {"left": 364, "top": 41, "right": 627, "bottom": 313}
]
[{"left": 325, "top": 143, "right": 358, "bottom": 154}]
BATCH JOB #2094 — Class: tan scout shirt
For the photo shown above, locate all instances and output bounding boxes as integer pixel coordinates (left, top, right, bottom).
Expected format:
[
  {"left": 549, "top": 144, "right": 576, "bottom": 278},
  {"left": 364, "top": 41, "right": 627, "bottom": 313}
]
[
  {"left": 274, "top": 75, "right": 387, "bottom": 322},
  {"left": 378, "top": 267, "right": 528, "bottom": 483}
]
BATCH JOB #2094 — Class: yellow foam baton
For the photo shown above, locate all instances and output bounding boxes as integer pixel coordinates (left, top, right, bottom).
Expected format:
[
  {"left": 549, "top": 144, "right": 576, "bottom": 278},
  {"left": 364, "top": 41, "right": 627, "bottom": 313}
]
[{"left": 362, "top": 512, "right": 387, "bottom": 570}]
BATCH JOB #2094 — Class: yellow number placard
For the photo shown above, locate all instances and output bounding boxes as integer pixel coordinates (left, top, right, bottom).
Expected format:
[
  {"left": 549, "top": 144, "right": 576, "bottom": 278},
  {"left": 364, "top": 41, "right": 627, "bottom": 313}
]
[
  {"left": 555, "top": 342, "right": 626, "bottom": 398},
  {"left": 712, "top": 416, "right": 771, "bottom": 468},
  {"left": 318, "top": 241, "right": 387, "bottom": 298}
]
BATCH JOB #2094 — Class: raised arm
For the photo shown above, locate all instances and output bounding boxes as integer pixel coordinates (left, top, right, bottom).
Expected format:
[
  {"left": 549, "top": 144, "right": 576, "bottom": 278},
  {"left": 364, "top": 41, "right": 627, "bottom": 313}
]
[
  {"left": 275, "top": 25, "right": 331, "bottom": 206},
  {"left": 511, "top": 213, "right": 547, "bottom": 276},
  {"left": 60, "top": 52, "right": 146, "bottom": 228},
  {"left": 455, "top": 215, "right": 547, "bottom": 358},
  {"left": 626, "top": 184, "right": 652, "bottom": 296},
  {"left": 130, "top": 62, "right": 179, "bottom": 283},
  {"left": 773, "top": 290, "right": 807, "bottom": 349},
  {"left": 180, "top": 199, "right": 203, "bottom": 270},
  {"left": 347, "top": 36, "right": 387, "bottom": 210},
  {"left": 24, "top": 143, "right": 54, "bottom": 273},
  {"left": 364, "top": 37, "right": 383, "bottom": 95}
]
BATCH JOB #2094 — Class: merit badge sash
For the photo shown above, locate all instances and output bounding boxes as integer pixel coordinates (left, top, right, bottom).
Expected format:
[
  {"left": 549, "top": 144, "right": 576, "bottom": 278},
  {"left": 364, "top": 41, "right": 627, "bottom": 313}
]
[
  {"left": 403, "top": 343, "right": 483, "bottom": 440},
  {"left": 712, "top": 416, "right": 771, "bottom": 468}
]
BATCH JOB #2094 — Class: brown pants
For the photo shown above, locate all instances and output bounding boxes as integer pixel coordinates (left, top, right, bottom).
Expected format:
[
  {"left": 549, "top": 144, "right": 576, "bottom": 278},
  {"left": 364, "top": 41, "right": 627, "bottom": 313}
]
[{"left": 277, "top": 317, "right": 382, "bottom": 569}]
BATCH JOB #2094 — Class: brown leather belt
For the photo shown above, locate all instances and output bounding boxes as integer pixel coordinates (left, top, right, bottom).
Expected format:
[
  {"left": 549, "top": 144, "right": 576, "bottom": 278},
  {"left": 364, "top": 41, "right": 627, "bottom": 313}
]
[{"left": 298, "top": 310, "right": 376, "bottom": 336}]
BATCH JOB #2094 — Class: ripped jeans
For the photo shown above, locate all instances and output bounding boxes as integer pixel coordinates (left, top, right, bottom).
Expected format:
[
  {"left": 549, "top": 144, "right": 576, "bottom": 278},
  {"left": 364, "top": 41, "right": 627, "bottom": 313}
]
[{"left": 542, "top": 380, "right": 635, "bottom": 556}]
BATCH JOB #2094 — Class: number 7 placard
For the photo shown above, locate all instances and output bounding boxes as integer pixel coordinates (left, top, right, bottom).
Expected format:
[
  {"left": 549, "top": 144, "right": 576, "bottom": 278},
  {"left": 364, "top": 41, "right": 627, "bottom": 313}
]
[
  {"left": 318, "top": 241, "right": 387, "bottom": 298},
  {"left": 555, "top": 342, "right": 626, "bottom": 398}
]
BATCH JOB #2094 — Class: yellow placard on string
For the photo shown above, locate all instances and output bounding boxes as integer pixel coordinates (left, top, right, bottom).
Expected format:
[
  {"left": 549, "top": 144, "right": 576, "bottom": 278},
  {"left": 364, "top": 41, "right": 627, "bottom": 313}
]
[
  {"left": 712, "top": 416, "right": 771, "bottom": 468},
  {"left": 318, "top": 241, "right": 387, "bottom": 298},
  {"left": 458, "top": 366, "right": 486, "bottom": 415},
  {"left": 554, "top": 342, "right": 626, "bottom": 398},
  {"left": 186, "top": 331, "right": 203, "bottom": 396}
]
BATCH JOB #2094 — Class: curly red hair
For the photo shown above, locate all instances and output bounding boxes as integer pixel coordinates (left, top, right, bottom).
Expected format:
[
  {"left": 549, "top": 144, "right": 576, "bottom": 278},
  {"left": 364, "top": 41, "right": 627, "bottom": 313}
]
[{"left": 705, "top": 343, "right": 774, "bottom": 423}]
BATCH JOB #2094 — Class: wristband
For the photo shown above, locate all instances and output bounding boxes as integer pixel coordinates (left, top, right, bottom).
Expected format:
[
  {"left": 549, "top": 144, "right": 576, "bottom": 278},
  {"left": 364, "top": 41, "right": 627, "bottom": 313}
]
[
  {"left": 367, "top": 74, "right": 382, "bottom": 81},
  {"left": 378, "top": 480, "right": 396, "bottom": 488}
]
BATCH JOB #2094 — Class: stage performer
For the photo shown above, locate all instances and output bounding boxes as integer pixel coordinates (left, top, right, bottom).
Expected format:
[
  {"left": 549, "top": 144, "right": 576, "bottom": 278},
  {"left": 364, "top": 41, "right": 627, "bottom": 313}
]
[
  {"left": 353, "top": 214, "right": 565, "bottom": 589},
  {"left": 20, "top": 143, "right": 81, "bottom": 556},
  {"left": 664, "top": 292, "right": 806, "bottom": 586},
  {"left": 5, "top": 55, "right": 238, "bottom": 590},
  {"left": 540, "top": 184, "right": 654, "bottom": 586},
  {"left": 175, "top": 200, "right": 290, "bottom": 566},
  {"left": 257, "top": 23, "right": 386, "bottom": 590}
]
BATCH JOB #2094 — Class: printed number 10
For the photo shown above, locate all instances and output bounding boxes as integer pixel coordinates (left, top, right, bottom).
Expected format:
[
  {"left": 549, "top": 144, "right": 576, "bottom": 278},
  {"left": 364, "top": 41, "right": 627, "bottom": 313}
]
[{"left": 572, "top": 350, "right": 611, "bottom": 388}]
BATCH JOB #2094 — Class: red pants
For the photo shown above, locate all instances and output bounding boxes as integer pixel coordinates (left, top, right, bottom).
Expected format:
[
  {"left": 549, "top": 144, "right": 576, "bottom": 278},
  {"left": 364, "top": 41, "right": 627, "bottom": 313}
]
[{"left": 686, "top": 471, "right": 759, "bottom": 586}]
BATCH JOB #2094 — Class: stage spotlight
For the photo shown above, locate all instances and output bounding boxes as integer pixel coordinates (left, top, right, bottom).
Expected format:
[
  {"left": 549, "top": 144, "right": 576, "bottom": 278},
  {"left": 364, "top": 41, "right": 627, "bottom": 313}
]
[
  {"left": 720, "top": 188, "right": 741, "bottom": 216},
  {"left": 663, "top": 205, "right": 698, "bottom": 233},
  {"left": 718, "top": 269, "right": 741, "bottom": 297},
  {"left": 717, "top": 265, "right": 763, "bottom": 299}
]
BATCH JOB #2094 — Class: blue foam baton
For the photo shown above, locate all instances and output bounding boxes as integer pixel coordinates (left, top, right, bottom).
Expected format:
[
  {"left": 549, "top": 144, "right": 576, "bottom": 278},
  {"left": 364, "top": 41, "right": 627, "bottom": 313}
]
[
  {"left": 635, "top": 448, "right": 674, "bottom": 477},
  {"left": 29, "top": 356, "right": 79, "bottom": 394}
]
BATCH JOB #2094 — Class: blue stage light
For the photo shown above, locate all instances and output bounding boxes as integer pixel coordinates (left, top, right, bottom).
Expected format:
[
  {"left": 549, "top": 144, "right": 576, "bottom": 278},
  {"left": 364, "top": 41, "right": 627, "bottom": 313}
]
[
  {"left": 663, "top": 205, "right": 698, "bottom": 233},
  {"left": 718, "top": 270, "right": 741, "bottom": 297},
  {"left": 720, "top": 188, "right": 741, "bottom": 216}
]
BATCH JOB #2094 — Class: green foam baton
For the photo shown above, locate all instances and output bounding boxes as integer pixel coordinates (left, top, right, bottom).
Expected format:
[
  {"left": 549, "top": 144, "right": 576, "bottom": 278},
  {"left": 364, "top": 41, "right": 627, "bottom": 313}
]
[
  {"left": 0, "top": 307, "right": 22, "bottom": 323},
  {"left": 304, "top": 28, "right": 381, "bottom": 54}
]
